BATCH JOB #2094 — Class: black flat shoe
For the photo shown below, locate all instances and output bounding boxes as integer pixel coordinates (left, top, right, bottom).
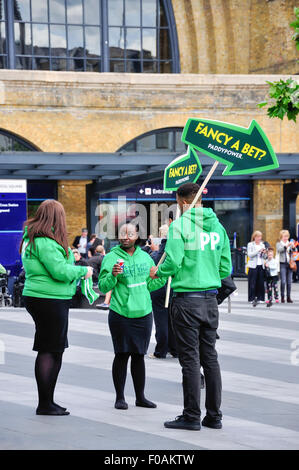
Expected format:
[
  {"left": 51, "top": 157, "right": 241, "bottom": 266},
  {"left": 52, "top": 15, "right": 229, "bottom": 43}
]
[
  {"left": 164, "top": 415, "right": 201, "bottom": 431},
  {"left": 202, "top": 416, "right": 222, "bottom": 429},
  {"left": 136, "top": 399, "right": 157, "bottom": 408},
  {"left": 36, "top": 408, "right": 70, "bottom": 416},
  {"left": 52, "top": 403, "right": 67, "bottom": 412},
  {"left": 115, "top": 399, "right": 128, "bottom": 410}
]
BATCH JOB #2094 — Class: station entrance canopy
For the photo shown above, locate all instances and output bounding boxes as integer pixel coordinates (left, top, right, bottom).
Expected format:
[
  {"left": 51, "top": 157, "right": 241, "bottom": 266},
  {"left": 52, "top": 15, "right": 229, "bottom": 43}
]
[{"left": 0, "top": 152, "right": 298, "bottom": 193}]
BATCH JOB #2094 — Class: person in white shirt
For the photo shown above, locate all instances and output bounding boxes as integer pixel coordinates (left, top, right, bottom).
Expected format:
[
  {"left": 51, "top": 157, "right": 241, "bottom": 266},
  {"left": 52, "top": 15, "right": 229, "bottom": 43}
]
[
  {"left": 276, "top": 230, "right": 295, "bottom": 303},
  {"left": 247, "top": 230, "right": 266, "bottom": 304},
  {"left": 264, "top": 247, "right": 279, "bottom": 307},
  {"left": 72, "top": 228, "right": 89, "bottom": 259}
]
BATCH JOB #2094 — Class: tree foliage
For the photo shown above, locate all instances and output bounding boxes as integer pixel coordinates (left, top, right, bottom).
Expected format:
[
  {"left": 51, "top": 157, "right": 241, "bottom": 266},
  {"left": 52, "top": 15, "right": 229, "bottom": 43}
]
[{"left": 258, "top": 8, "right": 299, "bottom": 122}]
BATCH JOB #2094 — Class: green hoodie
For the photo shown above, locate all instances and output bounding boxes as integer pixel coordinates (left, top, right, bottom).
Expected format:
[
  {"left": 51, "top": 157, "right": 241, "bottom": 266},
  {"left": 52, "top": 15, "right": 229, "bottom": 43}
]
[
  {"left": 98, "top": 245, "right": 167, "bottom": 318},
  {"left": 157, "top": 207, "right": 232, "bottom": 292},
  {"left": 21, "top": 227, "right": 88, "bottom": 299}
]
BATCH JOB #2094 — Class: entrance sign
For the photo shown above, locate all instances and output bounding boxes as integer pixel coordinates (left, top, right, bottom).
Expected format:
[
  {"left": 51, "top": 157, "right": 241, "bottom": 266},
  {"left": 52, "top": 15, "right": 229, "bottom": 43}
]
[
  {"left": 163, "top": 146, "right": 202, "bottom": 191},
  {"left": 181, "top": 118, "right": 279, "bottom": 175}
]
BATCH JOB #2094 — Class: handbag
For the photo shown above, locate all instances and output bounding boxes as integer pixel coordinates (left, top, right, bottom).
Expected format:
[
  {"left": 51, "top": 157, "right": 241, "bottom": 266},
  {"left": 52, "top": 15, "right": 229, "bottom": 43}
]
[
  {"left": 289, "top": 258, "right": 297, "bottom": 272},
  {"left": 217, "top": 276, "right": 237, "bottom": 305}
]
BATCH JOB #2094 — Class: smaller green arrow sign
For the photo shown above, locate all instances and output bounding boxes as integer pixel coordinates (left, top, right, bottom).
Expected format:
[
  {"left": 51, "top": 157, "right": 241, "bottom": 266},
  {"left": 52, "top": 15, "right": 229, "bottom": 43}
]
[
  {"left": 182, "top": 118, "right": 279, "bottom": 175},
  {"left": 163, "top": 146, "right": 202, "bottom": 191}
]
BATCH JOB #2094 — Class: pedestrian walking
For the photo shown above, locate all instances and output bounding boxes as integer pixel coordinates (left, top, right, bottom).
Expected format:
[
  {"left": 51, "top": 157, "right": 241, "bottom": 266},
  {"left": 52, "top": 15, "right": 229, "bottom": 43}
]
[
  {"left": 247, "top": 231, "right": 266, "bottom": 305},
  {"left": 98, "top": 223, "right": 166, "bottom": 410},
  {"left": 276, "top": 230, "right": 295, "bottom": 303},
  {"left": 21, "top": 200, "right": 93, "bottom": 415},
  {"left": 150, "top": 183, "right": 232, "bottom": 431}
]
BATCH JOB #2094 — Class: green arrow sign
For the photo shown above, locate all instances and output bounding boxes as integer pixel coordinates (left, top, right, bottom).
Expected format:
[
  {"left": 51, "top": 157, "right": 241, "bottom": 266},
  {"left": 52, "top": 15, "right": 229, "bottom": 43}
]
[
  {"left": 181, "top": 118, "right": 279, "bottom": 175},
  {"left": 164, "top": 146, "right": 202, "bottom": 191}
]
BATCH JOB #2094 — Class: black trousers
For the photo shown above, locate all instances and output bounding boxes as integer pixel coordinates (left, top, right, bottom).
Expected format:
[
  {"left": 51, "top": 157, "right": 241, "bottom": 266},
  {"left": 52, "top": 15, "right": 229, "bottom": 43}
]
[
  {"left": 248, "top": 266, "right": 265, "bottom": 302},
  {"left": 170, "top": 294, "right": 222, "bottom": 422},
  {"left": 151, "top": 287, "right": 177, "bottom": 358}
]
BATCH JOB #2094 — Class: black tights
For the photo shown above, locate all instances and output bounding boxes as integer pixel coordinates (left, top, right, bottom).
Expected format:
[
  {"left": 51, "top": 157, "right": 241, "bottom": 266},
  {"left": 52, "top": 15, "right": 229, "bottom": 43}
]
[
  {"left": 35, "top": 352, "right": 63, "bottom": 410},
  {"left": 112, "top": 353, "right": 146, "bottom": 402}
]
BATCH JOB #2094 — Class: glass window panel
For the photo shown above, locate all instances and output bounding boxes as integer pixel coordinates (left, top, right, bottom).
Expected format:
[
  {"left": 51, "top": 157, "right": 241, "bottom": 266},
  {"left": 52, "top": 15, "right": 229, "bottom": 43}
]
[
  {"left": 108, "top": 0, "right": 125, "bottom": 26},
  {"left": 32, "top": 24, "right": 49, "bottom": 54},
  {"left": 0, "top": 2, "right": 4, "bottom": 20},
  {"left": 67, "top": 0, "right": 83, "bottom": 24},
  {"left": 86, "top": 58, "right": 101, "bottom": 72},
  {"left": 16, "top": 55, "right": 32, "bottom": 70},
  {"left": 126, "top": 28, "right": 141, "bottom": 57},
  {"left": 159, "top": 28, "right": 170, "bottom": 59},
  {"left": 142, "top": 60, "right": 157, "bottom": 73},
  {"left": 15, "top": 0, "right": 30, "bottom": 22},
  {"left": 84, "top": 0, "right": 100, "bottom": 25},
  {"left": 142, "top": 0, "right": 157, "bottom": 27},
  {"left": 0, "top": 22, "right": 6, "bottom": 54},
  {"left": 68, "top": 57, "right": 85, "bottom": 71},
  {"left": 50, "top": 0, "right": 66, "bottom": 23},
  {"left": 51, "top": 57, "right": 67, "bottom": 70},
  {"left": 175, "top": 131, "right": 185, "bottom": 152},
  {"left": 160, "top": 60, "right": 171, "bottom": 73},
  {"left": 125, "top": 0, "right": 140, "bottom": 26},
  {"left": 126, "top": 59, "right": 141, "bottom": 72},
  {"left": 85, "top": 26, "right": 101, "bottom": 56},
  {"left": 34, "top": 57, "right": 51, "bottom": 70},
  {"left": 142, "top": 29, "right": 156, "bottom": 59},
  {"left": 0, "top": 56, "right": 7, "bottom": 69},
  {"left": 31, "top": 0, "right": 48, "bottom": 22},
  {"left": 156, "top": 132, "right": 171, "bottom": 150},
  {"left": 109, "top": 27, "right": 125, "bottom": 57},
  {"left": 50, "top": 24, "right": 66, "bottom": 51},
  {"left": 136, "top": 134, "right": 155, "bottom": 152},
  {"left": 0, "top": 134, "right": 12, "bottom": 151},
  {"left": 159, "top": 0, "right": 167, "bottom": 27},
  {"left": 68, "top": 26, "right": 83, "bottom": 54},
  {"left": 14, "top": 22, "right": 31, "bottom": 54},
  {"left": 109, "top": 60, "right": 125, "bottom": 72}
]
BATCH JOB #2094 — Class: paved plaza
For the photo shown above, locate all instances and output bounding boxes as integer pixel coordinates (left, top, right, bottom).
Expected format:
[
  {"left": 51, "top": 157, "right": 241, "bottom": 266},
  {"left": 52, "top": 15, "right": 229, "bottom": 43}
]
[{"left": 0, "top": 280, "right": 298, "bottom": 450}]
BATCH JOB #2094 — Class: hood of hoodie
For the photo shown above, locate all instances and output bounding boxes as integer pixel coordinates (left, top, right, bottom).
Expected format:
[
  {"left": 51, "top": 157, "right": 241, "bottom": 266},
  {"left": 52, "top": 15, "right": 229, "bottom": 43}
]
[{"left": 181, "top": 207, "right": 220, "bottom": 232}]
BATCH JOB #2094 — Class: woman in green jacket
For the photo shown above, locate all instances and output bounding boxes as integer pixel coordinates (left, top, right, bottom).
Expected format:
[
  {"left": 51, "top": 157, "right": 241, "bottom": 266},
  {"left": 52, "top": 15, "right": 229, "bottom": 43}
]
[
  {"left": 21, "top": 199, "right": 93, "bottom": 416},
  {"left": 98, "top": 223, "right": 166, "bottom": 410}
]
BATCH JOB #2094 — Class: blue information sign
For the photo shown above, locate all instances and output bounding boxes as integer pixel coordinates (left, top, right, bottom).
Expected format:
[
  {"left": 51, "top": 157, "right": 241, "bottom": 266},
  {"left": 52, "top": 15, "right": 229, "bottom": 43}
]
[{"left": 0, "top": 180, "right": 27, "bottom": 276}]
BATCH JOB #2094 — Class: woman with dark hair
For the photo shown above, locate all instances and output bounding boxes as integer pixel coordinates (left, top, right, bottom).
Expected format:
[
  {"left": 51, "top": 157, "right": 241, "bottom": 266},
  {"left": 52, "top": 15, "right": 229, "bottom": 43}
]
[
  {"left": 98, "top": 223, "right": 166, "bottom": 410},
  {"left": 21, "top": 199, "right": 93, "bottom": 415}
]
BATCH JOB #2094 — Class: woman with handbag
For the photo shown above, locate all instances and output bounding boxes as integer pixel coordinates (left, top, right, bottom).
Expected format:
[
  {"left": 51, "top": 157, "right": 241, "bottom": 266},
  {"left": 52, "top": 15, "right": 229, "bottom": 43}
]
[
  {"left": 21, "top": 199, "right": 93, "bottom": 415},
  {"left": 276, "top": 230, "right": 295, "bottom": 303}
]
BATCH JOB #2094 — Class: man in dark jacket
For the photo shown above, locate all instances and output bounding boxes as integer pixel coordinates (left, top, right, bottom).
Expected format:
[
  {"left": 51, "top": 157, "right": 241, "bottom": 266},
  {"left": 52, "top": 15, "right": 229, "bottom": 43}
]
[
  {"left": 150, "top": 238, "right": 177, "bottom": 359},
  {"left": 87, "top": 246, "right": 104, "bottom": 284},
  {"left": 73, "top": 228, "right": 89, "bottom": 259}
]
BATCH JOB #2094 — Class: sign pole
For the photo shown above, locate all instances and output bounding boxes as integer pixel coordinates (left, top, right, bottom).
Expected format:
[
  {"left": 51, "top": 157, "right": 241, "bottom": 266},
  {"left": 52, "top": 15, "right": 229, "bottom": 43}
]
[{"left": 163, "top": 160, "right": 220, "bottom": 308}]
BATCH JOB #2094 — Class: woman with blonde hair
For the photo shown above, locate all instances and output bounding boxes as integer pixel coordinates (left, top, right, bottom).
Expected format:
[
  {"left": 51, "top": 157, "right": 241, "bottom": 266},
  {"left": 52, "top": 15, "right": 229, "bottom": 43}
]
[
  {"left": 21, "top": 199, "right": 93, "bottom": 415},
  {"left": 276, "top": 229, "right": 294, "bottom": 303},
  {"left": 247, "top": 230, "right": 266, "bottom": 305}
]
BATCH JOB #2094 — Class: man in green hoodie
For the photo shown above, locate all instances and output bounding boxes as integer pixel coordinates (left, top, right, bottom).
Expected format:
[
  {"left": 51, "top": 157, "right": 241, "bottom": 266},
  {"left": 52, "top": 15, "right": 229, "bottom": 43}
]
[{"left": 150, "top": 183, "right": 232, "bottom": 431}]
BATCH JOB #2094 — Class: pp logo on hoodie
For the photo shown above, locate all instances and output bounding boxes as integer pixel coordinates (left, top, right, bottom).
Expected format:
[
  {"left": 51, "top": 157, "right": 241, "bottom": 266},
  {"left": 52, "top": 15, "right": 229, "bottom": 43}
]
[
  {"left": 199, "top": 232, "right": 220, "bottom": 250},
  {"left": 185, "top": 231, "right": 221, "bottom": 251}
]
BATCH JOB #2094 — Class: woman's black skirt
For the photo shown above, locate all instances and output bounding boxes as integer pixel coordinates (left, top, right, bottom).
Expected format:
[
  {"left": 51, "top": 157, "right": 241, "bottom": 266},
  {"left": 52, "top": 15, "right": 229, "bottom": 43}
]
[
  {"left": 23, "top": 296, "right": 71, "bottom": 353},
  {"left": 108, "top": 309, "right": 153, "bottom": 354}
]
